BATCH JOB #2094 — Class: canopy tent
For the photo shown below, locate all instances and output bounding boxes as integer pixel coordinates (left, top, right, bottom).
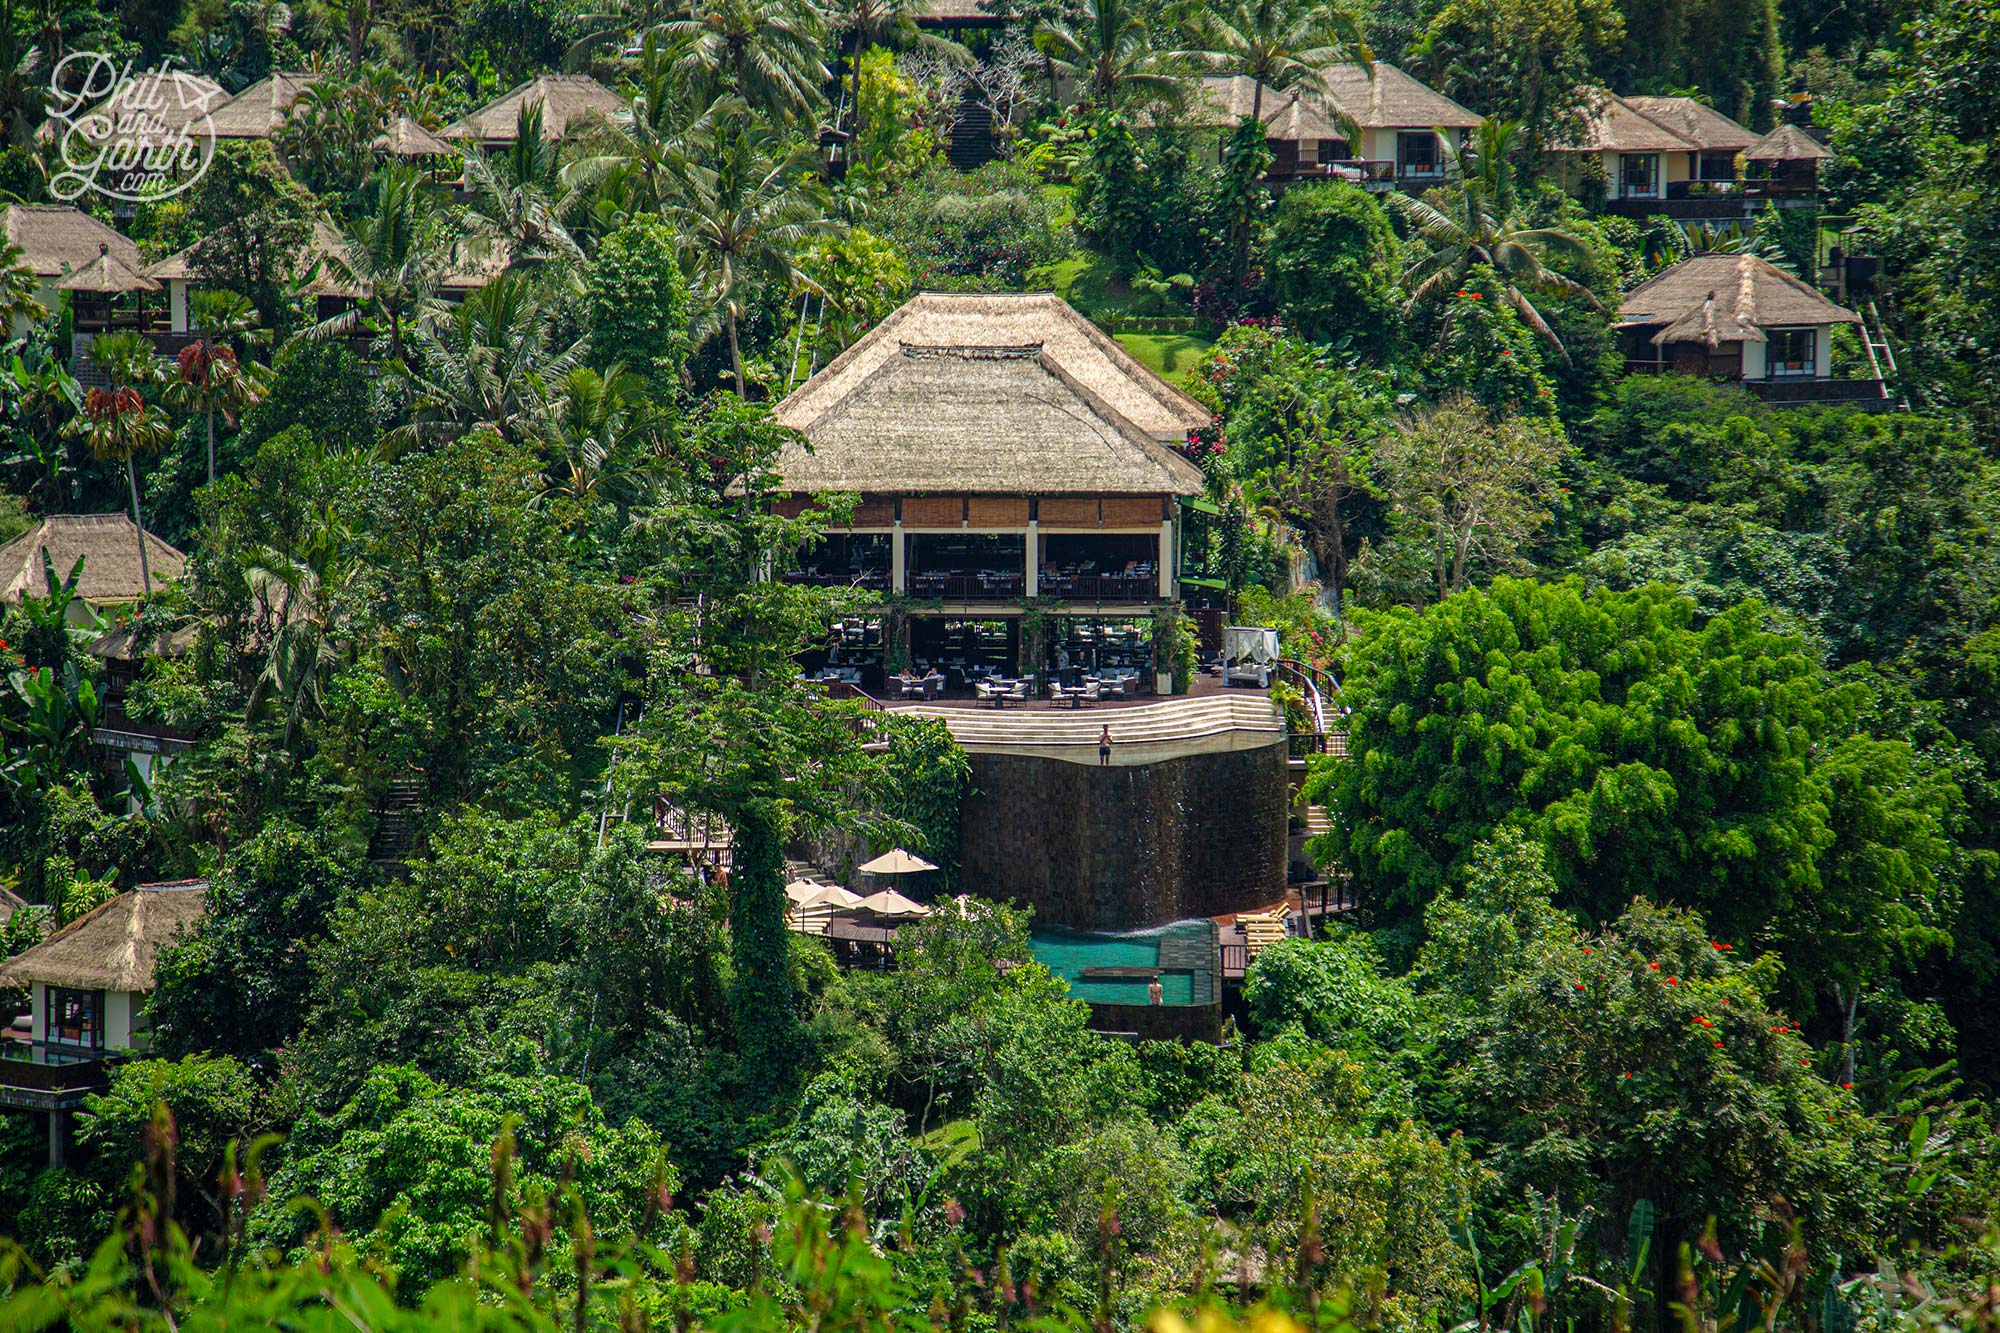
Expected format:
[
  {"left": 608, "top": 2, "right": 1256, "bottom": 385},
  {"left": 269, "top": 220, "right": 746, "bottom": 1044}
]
[
  {"left": 858, "top": 848, "right": 937, "bottom": 876},
  {"left": 853, "top": 888, "right": 931, "bottom": 918}
]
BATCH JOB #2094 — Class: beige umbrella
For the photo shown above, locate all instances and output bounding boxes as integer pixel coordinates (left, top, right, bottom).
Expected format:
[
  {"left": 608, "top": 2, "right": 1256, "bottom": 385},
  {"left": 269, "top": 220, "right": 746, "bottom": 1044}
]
[
  {"left": 858, "top": 848, "right": 937, "bottom": 876},
  {"left": 855, "top": 888, "right": 931, "bottom": 918},
  {"left": 786, "top": 879, "right": 826, "bottom": 905},
  {"left": 798, "top": 883, "right": 863, "bottom": 911}
]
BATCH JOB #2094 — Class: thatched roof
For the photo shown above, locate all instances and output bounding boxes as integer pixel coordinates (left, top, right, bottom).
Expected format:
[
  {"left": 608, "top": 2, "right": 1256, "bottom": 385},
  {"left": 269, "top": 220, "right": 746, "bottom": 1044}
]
[
  {"left": 35, "top": 67, "right": 228, "bottom": 143},
  {"left": 1621, "top": 96, "right": 1755, "bottom": 152},
  {"left": 1186, "top": 77, "right": 1349, "bottom": 141},
  {"left": 771, "top": 341, "right": 1206, "bottom": 496},
  {"left": 204, "top": 71, "right": 321, "bottom": 138},
  {"left": 441, "top": 75, "right": 628, "bottom": 145},
  {"left": 90, "top": 623, "right": 200, "bottom": 660},
  {"left": 1617, "top": 253, "right": 1861, "bottom": 346},
  {"left": 1319, "top": 62, "right": 1481, "bottom": 130},
  {"left": 0, "top": 883, "right": 207, "bottom": 993},
  {"left": 1746, "top": 123, "right": 1832, "bottom": 161},
  {"left": 0, "top": 514, "right": 189, "bottom": 605},
  {"left": 57, "top": 243, "right": 160, "bottom": 294},
  {"left": 1554, "top": 88, "right": 1696, "bottom": 153},
  {"left": 780, "top": 293, "right": 1209, "bottom": 443},
  {"left": 374, "top": 115, "right": 455, "bottom": 157},
  {"left": 1, "top": 205, "right": 140, "bottom": 279},
  {"left": 149, "top": 221, "right": 362, "bottom": 297}
]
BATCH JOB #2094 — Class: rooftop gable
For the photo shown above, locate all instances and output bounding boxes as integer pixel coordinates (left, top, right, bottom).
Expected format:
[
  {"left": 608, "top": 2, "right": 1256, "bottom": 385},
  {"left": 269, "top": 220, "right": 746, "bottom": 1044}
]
[
  {"left": 1621, "top": 95, "right": 1756, "bottom": 152},
  {"left": 773, "top": 340, "right": 1206, "bottom": 497},
  {"left": 1554, "top": 88, "right": 1699, "bottom": 153},
  {"left": 0, "top": 883, "right": 208, "bottom": 993},
  {"left": 1616, "top": 253, "right": 1862, "bottom": 344},
  {"left": 1318, "top": 62, "right": 1482, "bottom": 130},
  {"left": 0, "top": 514, "right": 189, "bottom": 605},
  {"left": 441, "top": 75, "right": 629, "bottom": 144},
  {"left": 205, "top": 71, "right": 321, "bottom": 138},
  {"left": 779, "top": 292, "right": 1209, "bottom": 443},
  {"left": 1, "top": 205, "right": 140, "bottom": 279}
]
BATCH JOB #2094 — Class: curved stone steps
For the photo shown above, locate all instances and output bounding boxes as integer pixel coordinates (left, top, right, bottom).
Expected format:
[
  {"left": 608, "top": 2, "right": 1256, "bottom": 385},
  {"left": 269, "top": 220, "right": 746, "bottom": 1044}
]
[{"left": 888, "top": 694, "right": 1282, "bottom": 750}]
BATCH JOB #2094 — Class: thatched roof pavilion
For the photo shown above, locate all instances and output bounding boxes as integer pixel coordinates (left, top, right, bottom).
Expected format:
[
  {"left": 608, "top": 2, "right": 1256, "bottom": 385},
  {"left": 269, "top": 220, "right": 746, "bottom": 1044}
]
[
  {"left": 441, "top": 75, "right": 629, "bottom": 146},
  {"left": 204, "top": 71, "right": 321, "bottom": 138},
  {"left": 0, "top": 882, "right": 207, "bottom": 994},
  {"left": 1, "top": 205, "right": 140, "bottom": 280},
  {"left": 1554, "top": 89, "right": 1699, "bottom": 154},
  {"left": 780, "top": 292, "right": 1208, "bottom": 447},
  {"left": 0, "top": 515, "right": 188, "bottom": 607},
  {"left": 374, "top": 115, "right": 455, "bottom": 157},
  {"left": 56, "top": 243, "right": 160, "bottom": 295},
  {"left": 1746, "top": 123, "right": 1833, "bottom": 162}
]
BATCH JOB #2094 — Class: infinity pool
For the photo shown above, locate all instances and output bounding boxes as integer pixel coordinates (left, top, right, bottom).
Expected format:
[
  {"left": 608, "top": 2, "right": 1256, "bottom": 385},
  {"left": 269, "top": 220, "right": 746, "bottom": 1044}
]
[{"left": 1029, "top": 919, "right": 1215, "bottom": 1006}]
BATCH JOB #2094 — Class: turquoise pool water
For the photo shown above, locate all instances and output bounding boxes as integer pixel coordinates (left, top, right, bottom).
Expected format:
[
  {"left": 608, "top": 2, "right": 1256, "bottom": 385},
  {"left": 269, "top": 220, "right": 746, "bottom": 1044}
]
[{"left": 1029, "top": 920, "right": 1212, "bottom": 1006}]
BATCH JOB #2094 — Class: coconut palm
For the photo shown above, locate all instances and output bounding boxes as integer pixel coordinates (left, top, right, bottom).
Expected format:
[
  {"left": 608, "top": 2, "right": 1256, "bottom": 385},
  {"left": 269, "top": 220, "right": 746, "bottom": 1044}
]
[
  {"left": 314, "top": 164, "right": 444, "bottom": 364},
  {"left": 656, "top": 0, "right": 829, "bottom": 124},
  {"left": 1385, "top": 118, "right": 1599, "bottom": 362},
  {"left": 82, "top": 332, "right": 172, "bottom": 596},
  {"left": 1033, "top": 0, "right": 1179, "bottom": 113},
  {"left": 1175, "top": 0, "right": 1369, "bottom": 128},
  {"left": 563, "top": 32, "right": 714, "bottom": 221},
  {"left": 164, "top": 291, "right": 267, "bottom": 488},
  {"left": 531, "top": 363, "right": 656, "bottom": 532},
  {"left": 463, "top": 102, "right": 584, "bottom": 269},
  {"left": 660, "top": 104, "right": 843, "bottom": 396},
  {"left": 1, "top": 236, "right": 45, "bottom": 328},
  {"left": 387, "top": 270, "right": 588, "bottom": 451},
  {"left": 244, "top": 503, "right": 360, "bottom": 751}
]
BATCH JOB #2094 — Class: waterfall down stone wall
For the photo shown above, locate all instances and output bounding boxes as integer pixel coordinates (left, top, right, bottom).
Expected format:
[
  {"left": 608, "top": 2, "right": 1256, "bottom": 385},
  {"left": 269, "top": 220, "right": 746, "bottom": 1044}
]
[{"left": 960, "top": 740, "right": 1289, "bottom": 929}]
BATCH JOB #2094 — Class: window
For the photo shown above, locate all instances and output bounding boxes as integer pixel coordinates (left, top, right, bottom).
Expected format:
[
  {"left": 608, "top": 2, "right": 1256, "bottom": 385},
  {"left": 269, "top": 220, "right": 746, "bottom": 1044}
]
[
  {"left": 1311, "top": 138, "right": 1350, "bottom": 165},
  {"left": 1766, "top": 327, "right": 1818, "bottom": 377},
  {"left": 1619, "top": 153, "right": 1659, "bottom": 198},
  {"left": 1397, "top": 132, "right": 1441, "bottom": 175},
  {"left": 48, "top": 988, "right": 103, "bottom": 1050}
]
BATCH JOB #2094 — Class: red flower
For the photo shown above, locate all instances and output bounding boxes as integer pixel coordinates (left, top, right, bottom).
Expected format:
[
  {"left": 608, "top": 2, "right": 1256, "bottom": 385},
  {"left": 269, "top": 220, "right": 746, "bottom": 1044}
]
[
  {"left": 1841, "top": 1082, "right": 1853, "bottom": 1090},
  {"left": 1573, "top": 982, "right": 1585, "bottom": 991},
  {"left": 1712, "top": 1040, "right": 1724, "bottom": 1048},
  {"left": 1581, "top": 947, "right": 1593, "bottom": 955},
  {"left": 1647, "top": 961, "right": 1660, "bottom": 970},
  {"left": 1665, "top": 976, "right": 1678, "bottom": 986}
]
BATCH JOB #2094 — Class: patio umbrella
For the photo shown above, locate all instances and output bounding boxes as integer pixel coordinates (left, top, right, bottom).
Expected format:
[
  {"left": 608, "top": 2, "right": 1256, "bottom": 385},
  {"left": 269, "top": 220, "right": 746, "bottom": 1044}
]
[
  {"left": 854, "top": 888, "right": 931, "bottom": 918},
  {"left": 798, "top": 883, "right": 863, "bottom": 911},
  {"left": 785, "top": 879, "right": 825, "bottom": 905},
  {"left": 858, "top": 848, "right": 937, "bottom": 876}
]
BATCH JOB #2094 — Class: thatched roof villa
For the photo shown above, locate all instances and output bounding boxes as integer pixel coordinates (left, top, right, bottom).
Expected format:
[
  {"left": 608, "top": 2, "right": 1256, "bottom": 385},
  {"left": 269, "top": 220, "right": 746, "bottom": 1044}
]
[{"left": 0, "top": 515, "right": 188, "bottom": 613}]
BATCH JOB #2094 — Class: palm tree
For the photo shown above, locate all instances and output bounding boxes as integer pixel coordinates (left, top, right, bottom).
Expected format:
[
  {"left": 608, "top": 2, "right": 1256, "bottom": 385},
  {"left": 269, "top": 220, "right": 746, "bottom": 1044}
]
[
  {"left": 164, "top": 291, "right": 267, "bottom": 487},
  {"left": 1176, "top": 0, "right": 1369, "bottom": 128},
  {"left": 1033, "top": 0, "right": 1179, "bottom": 114},
  {"left": 3, "top": 349, "right": 81, "bottom": 510},
  {"left": 82, "top": 332, "right": 172, "bottom": 597},
  {"left": 0, "top": 3, "right": 45, "bottom": 147},
  {"left": 1176, "top": 0, "right": 1370, "bottom": 279},
  {"left": 563, "top": 32, "right": 713, "bottom": 220},
  {"left": 532, "top": 363, "right": 655, "bottom": 533},
  {"left": 1385, "top": 118, "right": 1599, "bottom": 362},
  {"left": 660, "top": 104, "right": 843, "bottom": 396},
  {"left": 387, "top": 270, "right": 589, "bottom": 450},
  {"left": 244, "top": 503, "right": 360, "bottom": 751},
  {"left": 463, "top": 103, "right": 584, "bottom": 269},
  {"left": 656, "top": 0, "right": 830, "bottom": 124},
  {"left": 314, "top": 164, "right": 444, "bottom": 363},
  {"left": 1, "top": 236, "right": 46, "bottom": 328}
]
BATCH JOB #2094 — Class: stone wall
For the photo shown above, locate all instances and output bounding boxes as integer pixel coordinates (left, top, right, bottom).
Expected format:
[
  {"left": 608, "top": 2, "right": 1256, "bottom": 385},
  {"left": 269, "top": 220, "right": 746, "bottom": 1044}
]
[{"left": 960, "top": 740, "right": 1288, "bottom": 929}]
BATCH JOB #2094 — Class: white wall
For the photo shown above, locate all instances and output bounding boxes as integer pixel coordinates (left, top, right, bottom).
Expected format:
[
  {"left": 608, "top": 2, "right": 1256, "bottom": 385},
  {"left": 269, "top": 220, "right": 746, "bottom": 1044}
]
[{"left": 1741, "top": 337, "right": 1767, "bottom": 379}]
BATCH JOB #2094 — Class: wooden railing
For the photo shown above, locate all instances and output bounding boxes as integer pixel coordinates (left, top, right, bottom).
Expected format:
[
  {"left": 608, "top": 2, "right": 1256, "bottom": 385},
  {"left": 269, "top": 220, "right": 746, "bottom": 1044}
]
[
  {"left": 1037, "top": 572, "right": 1157, "bottom": 603},
  {"left": 907, "top": 572, "right": 1025, "bottom": 600}
]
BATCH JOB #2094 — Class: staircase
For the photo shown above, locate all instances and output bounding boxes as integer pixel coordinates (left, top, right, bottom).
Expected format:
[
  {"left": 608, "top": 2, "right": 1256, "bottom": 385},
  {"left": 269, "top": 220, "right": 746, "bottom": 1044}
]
[
  {"left": 889, "top": 693, "right": 1282, "bottom": 756},
  {"left": 1302, "top": 804, "right": 1332, "bottom": 837},
  {"left": 946, "top": 95, "right": 997, "bottom": 171},
  {"left": 366, "top": 772, "right": 425, "bottom": 871}
]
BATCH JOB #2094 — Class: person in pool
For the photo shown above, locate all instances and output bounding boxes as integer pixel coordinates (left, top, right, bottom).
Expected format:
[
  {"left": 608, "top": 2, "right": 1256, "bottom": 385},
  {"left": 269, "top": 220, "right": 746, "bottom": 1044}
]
[{"left": 1098, "top": 724, "right": 1112, "bottom": 766}]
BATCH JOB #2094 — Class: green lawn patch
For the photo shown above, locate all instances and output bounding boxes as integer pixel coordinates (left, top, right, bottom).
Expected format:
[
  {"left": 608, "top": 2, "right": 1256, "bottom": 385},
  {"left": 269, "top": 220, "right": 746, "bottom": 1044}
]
[{"left": 1116, "top": 331, "right": 1214, "bottom": 385}]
